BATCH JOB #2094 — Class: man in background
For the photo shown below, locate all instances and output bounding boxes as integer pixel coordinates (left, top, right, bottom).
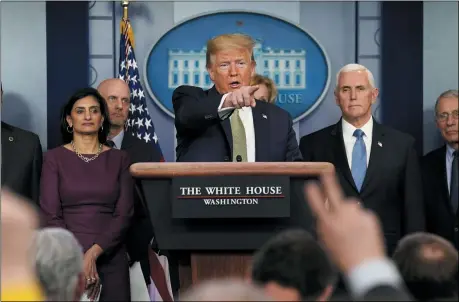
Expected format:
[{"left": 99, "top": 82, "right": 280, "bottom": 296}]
[
  {"left": 34, "top": 228, "right": 86, "bottom": 301},
  {"left": 393, "top": 232, "right": 458, "bottom": 301},
  {"left": 300, "top": 63, "right": 425, "bottom": 256},
  {"left": 251, "top": 229, "right": 337, "bottom": 301},
  {"left": 97, "top": 78, "right": 175, "bottom": 301},
  {"left": 421, "top": 89, "right": 458, "bottom": 249},
  {"left": 1, "top": 83, "right": 43, "bottom": 205},
  {"left": 97, "top": 78, "right": 162, "bottom": 285}
]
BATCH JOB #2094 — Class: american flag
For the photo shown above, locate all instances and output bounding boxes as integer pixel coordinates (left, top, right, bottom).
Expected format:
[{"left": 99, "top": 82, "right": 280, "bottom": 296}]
[{"left": 118, "top": 18, "right": 165, "bottom": 161}]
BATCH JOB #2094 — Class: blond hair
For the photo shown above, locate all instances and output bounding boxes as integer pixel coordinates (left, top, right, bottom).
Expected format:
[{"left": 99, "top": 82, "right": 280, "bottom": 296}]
[
  {"left": 206, "top": 33, "right": 256, "bottom": 68},
  {"left": 250, "top": 74, "right": 278, "bottom": 103}
]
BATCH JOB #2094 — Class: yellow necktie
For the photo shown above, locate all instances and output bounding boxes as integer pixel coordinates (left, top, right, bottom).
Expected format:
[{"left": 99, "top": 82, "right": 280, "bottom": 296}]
[{"left": 230, "top": 109, "right": 247, "bottom": 162}]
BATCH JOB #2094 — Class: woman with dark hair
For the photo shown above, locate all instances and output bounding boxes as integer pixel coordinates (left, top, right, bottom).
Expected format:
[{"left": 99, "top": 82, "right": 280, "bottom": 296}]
[{"left": 40, "top": 87, "right": 134, "bottom": 301}]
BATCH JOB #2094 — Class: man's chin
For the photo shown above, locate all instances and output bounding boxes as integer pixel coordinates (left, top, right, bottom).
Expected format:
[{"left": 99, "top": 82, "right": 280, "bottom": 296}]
[{"left": 110, "top": 122, "right": 125, "bottom": 128}]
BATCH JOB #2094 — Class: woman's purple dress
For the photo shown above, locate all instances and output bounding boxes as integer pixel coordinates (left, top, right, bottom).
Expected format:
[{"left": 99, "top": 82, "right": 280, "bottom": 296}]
[{"left": 40, "top": 146, "right": 134, "bottom": 301}]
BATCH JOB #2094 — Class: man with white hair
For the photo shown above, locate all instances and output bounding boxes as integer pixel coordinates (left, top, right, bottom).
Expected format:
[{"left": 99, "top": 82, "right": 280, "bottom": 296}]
[
  {"left": 421, "top": 89, "right": 458, "bottom": 249},
  {"left": 300, "top": 63, "right": 425, "bottom": 257},
  {"left": 33, "top": 227, "right": 86, "bottom": 301}
]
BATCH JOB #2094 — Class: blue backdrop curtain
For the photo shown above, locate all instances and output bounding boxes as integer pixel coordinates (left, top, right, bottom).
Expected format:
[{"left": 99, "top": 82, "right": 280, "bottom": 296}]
[
  {"left": 381, "top": 1, "right": 424, "bottom": 155},
  {"left": 46, "top": 1, "right": 89, "bottom": 149}
]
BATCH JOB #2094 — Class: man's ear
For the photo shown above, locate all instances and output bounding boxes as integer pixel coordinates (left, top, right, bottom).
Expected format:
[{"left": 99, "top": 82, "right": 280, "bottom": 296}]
[
  {"left": 207, "top": 67, "right": 215, "bottom": 82},
  {"left": 251, "top": 60, "right": 256, "bottom": 77},
  {"left": 334, "top": 89, "right": 340, "bottom": 106},
  {"left": 371, "top": 88, "right": 379, "bottom": 104}
]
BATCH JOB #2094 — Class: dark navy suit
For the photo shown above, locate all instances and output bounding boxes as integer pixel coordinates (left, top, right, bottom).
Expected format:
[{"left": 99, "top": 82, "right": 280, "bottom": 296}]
[
  {"left": 300, "top": 119, "right": 425, "bottom": 254},
  {"left": 172, "top": 85, "right": 302, "bottom": 162},
  {"left": 421, "top": 146, "right": 459, "bottom": 249}
]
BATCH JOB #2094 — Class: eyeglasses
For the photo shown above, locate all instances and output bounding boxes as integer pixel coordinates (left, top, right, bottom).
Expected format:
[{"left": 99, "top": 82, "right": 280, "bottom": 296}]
[{"left": 436, "top": 110, "right": 458, "bottom": 122}]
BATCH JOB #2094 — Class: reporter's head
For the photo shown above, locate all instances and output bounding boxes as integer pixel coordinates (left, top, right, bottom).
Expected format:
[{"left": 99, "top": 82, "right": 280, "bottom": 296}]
[
  {"left": 1, "top": 188, "right": 44, "bottom": 301},
  {"left": 206, "top": 33, "right": 256, "bottom": 94},
  {"left": 33, "top": 227, "right": 85, "bottom": 301},
  {"left": 393, "top": 232, "right": 458, "bottom": 301}
]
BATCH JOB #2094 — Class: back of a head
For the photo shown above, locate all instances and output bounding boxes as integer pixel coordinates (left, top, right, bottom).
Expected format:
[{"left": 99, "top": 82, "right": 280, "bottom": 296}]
[
  {"left": 251, "top": 229, "right": 337, "bottom": 300},
  {"left": 393, "top": 232, "right": 458, "bottom": 301},
  {"left": 180, "top": 278, "right": 271, "bottom": 301},
  {"left": 206, "top": 33, "right": 255, "bottom": 68},
  {"left": 33, "top": 227, "right": 84, "bottom": 301}
]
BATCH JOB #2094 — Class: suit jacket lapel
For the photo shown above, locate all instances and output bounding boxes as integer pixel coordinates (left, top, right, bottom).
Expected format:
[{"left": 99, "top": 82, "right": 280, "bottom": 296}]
[
  {"left": 437, "top": 146, "right": 454, "bottom": 215},
  {"left": 120, "top": 131, "right": 135, "bottom": 151},
  {"left": 1, "top": 123, "right": 14, "bottom": 184},
  {"left": 361, "top": 122, "right": 385, "bottom": 192},
  {"left": 331, "top": 121, "right": 358, "bottom": 191},
  {"left": 252, "top": 103, "right": 270, "bottom": 162},
  {"left": 209, "top": 86, "right": 233, "bottom": 154}
]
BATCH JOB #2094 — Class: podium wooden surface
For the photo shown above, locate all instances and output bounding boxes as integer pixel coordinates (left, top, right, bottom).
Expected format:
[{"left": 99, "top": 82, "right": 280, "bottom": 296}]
[{"left": 130, "top": 162, "right": 334, "bottom": 289}]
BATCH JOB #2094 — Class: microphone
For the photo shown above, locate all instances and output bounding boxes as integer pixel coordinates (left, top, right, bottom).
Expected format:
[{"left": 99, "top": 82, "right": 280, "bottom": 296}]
[{"left": 236, "top": 155, "right": 242, "bottom": 162}]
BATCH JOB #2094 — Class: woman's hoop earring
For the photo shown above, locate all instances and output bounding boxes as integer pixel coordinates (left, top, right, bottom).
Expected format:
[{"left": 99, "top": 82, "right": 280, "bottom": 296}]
[{"left": 66, "top": 126, "right": 73, "bottom": 133}]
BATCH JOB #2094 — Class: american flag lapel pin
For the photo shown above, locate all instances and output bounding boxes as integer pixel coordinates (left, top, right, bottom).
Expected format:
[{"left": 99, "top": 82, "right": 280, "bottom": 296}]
[{"left": 262, "top": 114, "right": 267, "bottom": 119}]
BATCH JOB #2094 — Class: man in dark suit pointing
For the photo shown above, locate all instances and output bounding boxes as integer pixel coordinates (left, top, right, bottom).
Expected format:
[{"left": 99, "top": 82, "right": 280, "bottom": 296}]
[
  {"left": 299, "top": 64, "right": 425, "bottom": 255},
  {"left": 172, "top": 33, "right": 302, "bottom": 162},
  {"left": 1, "top": 84, "right": 43, "bottom": 205}
]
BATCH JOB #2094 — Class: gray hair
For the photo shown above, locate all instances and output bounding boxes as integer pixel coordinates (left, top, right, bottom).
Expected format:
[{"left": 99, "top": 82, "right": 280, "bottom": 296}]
[
  {"left": 33, "top": 227, "right": 84, "bottom": 301},
  {"left": 434, "top": 89, "right": 458, "bottom": 115},
  {"left": 180, "top": 278, "right": 272, "bottom": 301},
  {"left": 335, "top": 63, "right": 376, "bottom": 90}
]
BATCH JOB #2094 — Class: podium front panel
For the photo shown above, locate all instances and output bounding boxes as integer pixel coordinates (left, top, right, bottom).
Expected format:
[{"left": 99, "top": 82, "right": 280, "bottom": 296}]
[{"left": 142, "top": 176, "right": 316, "bottom": 251}]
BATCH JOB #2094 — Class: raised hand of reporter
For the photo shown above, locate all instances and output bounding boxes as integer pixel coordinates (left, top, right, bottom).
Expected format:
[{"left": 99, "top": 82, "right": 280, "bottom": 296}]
[
  {"left": 222, "top": 85, "right": 259, "bottom": 109},
  {"left": 304, "top": 172, "right": 385, "bottom": 274}
]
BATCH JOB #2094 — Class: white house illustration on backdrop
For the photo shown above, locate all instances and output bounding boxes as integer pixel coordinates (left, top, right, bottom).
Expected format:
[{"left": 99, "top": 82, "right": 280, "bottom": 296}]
[{"left": 167, "top": 42, "right": 307, "bottom": 90}]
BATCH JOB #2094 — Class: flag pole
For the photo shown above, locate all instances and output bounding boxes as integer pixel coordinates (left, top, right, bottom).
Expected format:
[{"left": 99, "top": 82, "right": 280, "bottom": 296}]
[
  {"left": 121, "top": 0, "right": 129, "bottom": 21},
  {"left": 120, "top": 0, "right": 135, "bottom": 49}
]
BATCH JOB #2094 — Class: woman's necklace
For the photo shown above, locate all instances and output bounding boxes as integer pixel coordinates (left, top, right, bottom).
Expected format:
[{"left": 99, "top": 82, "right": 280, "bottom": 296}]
[{"left": 71, "top": 140, "right": 103, "bottom": 163}]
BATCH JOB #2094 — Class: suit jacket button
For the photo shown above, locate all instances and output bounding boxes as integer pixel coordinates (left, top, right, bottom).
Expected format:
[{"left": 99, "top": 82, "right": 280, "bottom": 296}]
[
  {"left": 223, "top": 156, "right": 230, "bottom": 162},
  {"left": 204, "top": 114, "right": 213, "bottom": 119}
]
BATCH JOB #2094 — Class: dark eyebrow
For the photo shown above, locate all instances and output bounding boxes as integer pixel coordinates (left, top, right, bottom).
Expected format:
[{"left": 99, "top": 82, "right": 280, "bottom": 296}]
[{"left": 75, "top": 105, "right": 100, "bottom": 109}]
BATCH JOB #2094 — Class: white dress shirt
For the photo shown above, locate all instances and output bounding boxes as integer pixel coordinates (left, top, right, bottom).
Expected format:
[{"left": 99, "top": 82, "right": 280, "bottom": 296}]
[
  {"left": 346, "top": 257, "right": 404, "bottom": 298},
  {"left": 217, "top": 93, "right": 256, "bottom": 162},
  {"left": 342, "top": 117, "right": 373, "bottom": 169},
  {"left": 108, "top": 130, "right": 124, "bottom": 150}
]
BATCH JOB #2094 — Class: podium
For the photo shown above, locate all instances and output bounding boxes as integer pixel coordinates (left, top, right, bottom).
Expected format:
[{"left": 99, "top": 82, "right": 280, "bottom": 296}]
[{"left": 130, "top": 162, "right": 334, "bottom": 291}]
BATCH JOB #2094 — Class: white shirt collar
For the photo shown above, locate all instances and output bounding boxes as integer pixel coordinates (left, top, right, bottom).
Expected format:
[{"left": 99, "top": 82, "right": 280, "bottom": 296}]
[
  {"left": 446, "top": 143, "right": 456, "bottom": 159},
  {"left": 342, "top": 116, "right": 374, "bottom": 139},
  {"left": 109, "top": 130, "right": 124, "bottom": 149}
]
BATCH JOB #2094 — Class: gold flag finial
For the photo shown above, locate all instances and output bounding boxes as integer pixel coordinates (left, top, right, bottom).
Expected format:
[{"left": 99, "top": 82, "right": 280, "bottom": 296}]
[
  {"left": 122, "top": 0, "right": 129, "bottom": 21},
  {"left": 120, "top": 0, "right": 135, "bottom": 49}
]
